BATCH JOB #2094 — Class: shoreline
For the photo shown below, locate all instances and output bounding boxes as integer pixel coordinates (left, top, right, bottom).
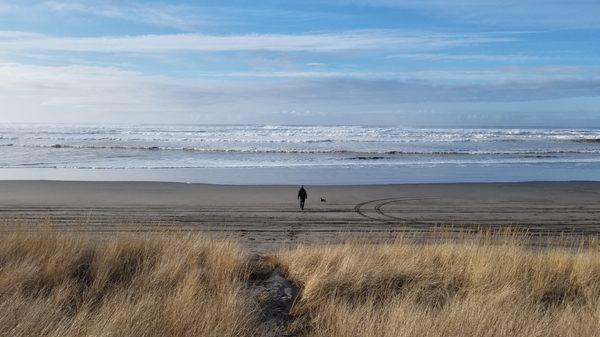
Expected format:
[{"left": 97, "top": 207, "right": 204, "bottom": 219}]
[
  {"left": 2, "top": 179, "right": 600, "bottom": 188},
  {"left": 2, "top": 163, "right": 600, "bottom": 185}
]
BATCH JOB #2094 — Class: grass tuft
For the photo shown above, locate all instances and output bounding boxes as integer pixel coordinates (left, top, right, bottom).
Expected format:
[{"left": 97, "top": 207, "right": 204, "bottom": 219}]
[
  {"left": 0, "top": 231, "right": 260, "bottom": 337},
  {"left": 272, "top": 232, "right": 600, "bottom": 337}
]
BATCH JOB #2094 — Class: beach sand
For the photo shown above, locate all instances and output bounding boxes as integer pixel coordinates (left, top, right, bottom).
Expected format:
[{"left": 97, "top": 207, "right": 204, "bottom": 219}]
[{"left": 0, "top": 181, "right": 599, "bottom": 251}]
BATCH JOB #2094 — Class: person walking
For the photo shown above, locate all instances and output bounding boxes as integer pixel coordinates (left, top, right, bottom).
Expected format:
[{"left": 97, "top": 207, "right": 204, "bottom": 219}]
[{"left": 297, "top": 185, "right": 308, "bottom": 211}]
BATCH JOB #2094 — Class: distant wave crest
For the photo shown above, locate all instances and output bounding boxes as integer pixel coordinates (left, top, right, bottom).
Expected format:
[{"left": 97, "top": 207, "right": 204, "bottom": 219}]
[{"left": 9, "top": 143, "right": 600, "bottom": 156}]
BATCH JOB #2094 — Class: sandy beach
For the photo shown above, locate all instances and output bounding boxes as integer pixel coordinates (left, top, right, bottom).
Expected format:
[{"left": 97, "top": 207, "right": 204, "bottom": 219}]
[{"left": 0, "top": 180, "right": 598, "bottom": 251}]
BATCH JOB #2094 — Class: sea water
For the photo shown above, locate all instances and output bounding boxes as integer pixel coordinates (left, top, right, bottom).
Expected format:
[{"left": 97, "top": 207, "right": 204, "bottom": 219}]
[{"left": 0, "top": 124, "right": 599, "bottom": 184}]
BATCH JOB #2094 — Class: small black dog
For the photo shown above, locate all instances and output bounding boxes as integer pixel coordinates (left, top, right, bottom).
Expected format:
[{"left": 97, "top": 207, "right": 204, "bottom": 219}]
[{"left": 320, "top": 197, "right": 326, "bottom": 203}]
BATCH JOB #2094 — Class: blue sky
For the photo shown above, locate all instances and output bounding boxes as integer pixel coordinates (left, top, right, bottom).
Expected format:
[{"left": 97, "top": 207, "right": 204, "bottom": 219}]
[{"left": 0, "top": 0, "right": 599, "bottom": 126}]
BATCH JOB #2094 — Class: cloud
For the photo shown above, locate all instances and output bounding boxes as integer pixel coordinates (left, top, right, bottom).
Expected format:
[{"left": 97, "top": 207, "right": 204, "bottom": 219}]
[
  {"left": 0, "top": 62, "right": 182, "bottom": 121},
  {"left": 0, "top": 30, "right": 515, "bottom": 54},
  {"left": 0, "top": 2, "right": 14, "bottom": 13},
  {"left": 1, "top": 1, "right": 349, "bottom": 33},
  {"left": 290, "top": 77, "right": 600, "bottom": 103},
  {"left": 194, "top": 66, "right": 600, "bottom": 86},
  {"left": 386, "top": 53, "right": 539, "bottom": 62},
  {"left": 0, "top": 62, "right": 233, "bottom": 112},
  {"left": 1, "top": 61, "right": 599, "bottom": 124},
  {"left": 0, "top": 31, "right": 43, "bottom": 39},
  {"left": 42, "top": 1, "right": 208, "bottom": 30}
]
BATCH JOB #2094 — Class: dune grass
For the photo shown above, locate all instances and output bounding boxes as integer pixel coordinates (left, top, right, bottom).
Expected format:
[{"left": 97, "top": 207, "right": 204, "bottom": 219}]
[
  {"left": 0, "top": 229, "right": 599, "bottom": 337},
  {"left": 0, "top": 231, "right": 259, "bottom": 337},
  {"left": 272, "top": 233, "right": 600, "bottom": 337}
]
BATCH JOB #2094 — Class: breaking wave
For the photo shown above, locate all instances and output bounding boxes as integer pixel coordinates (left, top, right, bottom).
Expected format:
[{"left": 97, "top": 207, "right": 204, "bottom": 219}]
[
  {"left": 10, "top": 143, "right": 600, "bottom": 156},
  {"left": 1, "top": 124, "right": 599, "bottom": 170}
]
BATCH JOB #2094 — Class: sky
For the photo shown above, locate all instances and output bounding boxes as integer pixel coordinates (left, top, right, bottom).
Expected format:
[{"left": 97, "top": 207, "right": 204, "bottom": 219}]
[{"left": 0, "top": 0, "right": 599, "bottom": 126}]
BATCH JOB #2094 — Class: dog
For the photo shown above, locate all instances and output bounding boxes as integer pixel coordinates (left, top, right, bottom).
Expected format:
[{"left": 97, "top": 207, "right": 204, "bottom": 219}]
[{"left": 320, "top": 197, "right": 326, "bottom": 203}]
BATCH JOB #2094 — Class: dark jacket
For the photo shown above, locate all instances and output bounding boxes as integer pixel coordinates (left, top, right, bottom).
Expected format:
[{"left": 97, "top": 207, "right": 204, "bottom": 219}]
[{"left": 298, "top": 187, "right": 307, "bottom": 200}]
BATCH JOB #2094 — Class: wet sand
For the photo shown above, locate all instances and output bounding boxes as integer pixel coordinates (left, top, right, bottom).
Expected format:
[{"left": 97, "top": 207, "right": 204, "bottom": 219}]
[{"left": 0, "top": 181, "right": 599, "bottom": 251}]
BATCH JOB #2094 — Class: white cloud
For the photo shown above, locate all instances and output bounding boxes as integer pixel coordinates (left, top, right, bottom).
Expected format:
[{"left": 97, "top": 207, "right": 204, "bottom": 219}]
[
  {"left": 0, "top": 61, "right": 303, "bottom": 123},
  {"left": 386, "top": 53, "right": 539, "bottom": 62},
  {"left": 42, "top": 1, "right": 208, "bottom": 30},
  {"left": 195, "top": 66, "right": 600, "bottom": 85},
  {"left": 0, "top": 30, "right": 515, "bottom": 54},
  {"left": 0, "top": 31, "right": 43, "bottom": 39},
  {"left": 0, "top": 62, "right": 210, "bottom": 119},
  {"left": 1, "top": 61, "right": 599, "bottom": 124},
  {"left": 0, "top": 2, "right": 13, "bottom": 13}
]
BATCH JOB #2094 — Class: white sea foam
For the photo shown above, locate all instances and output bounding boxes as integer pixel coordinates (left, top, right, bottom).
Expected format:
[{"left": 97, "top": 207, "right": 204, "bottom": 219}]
[{"left": 0, "top": 124, "right": 599, "bottom": 169}]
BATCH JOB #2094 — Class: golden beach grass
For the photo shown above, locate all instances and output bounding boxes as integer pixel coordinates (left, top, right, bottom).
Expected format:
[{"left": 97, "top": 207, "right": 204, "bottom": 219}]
[
  {"left": 0, "top": 231, "right": 259, "bottom": 337},
  {"left": 0, "top": 229, "right": 598, "bottom": 337},
  {"left": 273, "top": 232, "right": 600, "bottom": 337}
]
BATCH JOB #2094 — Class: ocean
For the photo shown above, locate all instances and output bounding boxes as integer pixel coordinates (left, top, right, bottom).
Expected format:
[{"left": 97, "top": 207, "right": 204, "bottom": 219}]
[{"left": 1, "top": 124, "right": 599, "bottom": 184}]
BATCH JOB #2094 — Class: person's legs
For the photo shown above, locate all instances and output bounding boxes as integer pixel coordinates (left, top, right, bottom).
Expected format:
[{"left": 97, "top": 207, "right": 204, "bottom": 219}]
[{"left": 300, "top": 199, "right": 305, "bottom": 210}]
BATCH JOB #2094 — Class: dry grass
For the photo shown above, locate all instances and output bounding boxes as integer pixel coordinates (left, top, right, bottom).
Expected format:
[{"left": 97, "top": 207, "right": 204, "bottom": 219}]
[
  {"left": 273, "top": 233, "right": 600, "bottom": 337},
  {"left": 1, "top": 229, "right": 599, "bottom": 337},
  {"left": 0, "top": 231, "right": 259, "bottom": 337}
]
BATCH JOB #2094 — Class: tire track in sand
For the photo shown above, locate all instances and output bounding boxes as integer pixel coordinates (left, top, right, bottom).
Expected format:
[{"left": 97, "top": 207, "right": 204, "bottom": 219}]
[{"left": 355, "top": 197, "right": 438, "bottom": 223}]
